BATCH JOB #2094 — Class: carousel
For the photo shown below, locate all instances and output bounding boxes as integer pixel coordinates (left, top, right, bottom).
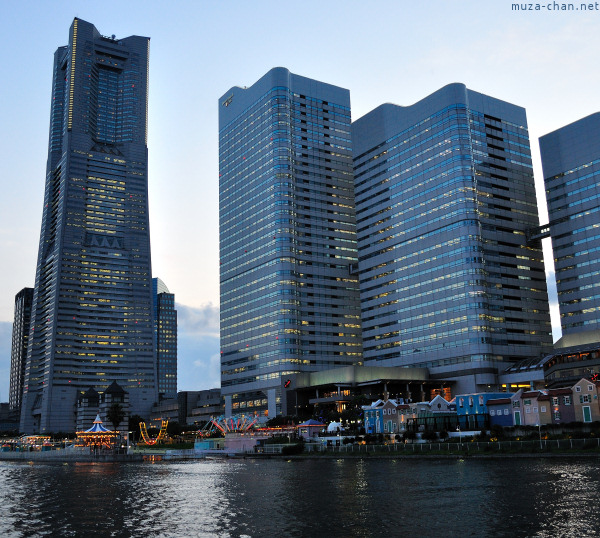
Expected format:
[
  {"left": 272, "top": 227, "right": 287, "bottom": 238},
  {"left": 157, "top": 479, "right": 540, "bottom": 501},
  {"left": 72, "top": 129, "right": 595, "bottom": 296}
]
[{"left": 76, "top": 414, "right": 119, "bottom": 449}]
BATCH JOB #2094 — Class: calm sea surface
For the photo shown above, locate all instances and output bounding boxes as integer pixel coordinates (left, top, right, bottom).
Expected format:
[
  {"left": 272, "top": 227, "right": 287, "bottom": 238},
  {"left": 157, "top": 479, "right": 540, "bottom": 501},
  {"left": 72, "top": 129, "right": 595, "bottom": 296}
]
[{"left": 1, "top": 456, "right": 600, "bottom": 537}]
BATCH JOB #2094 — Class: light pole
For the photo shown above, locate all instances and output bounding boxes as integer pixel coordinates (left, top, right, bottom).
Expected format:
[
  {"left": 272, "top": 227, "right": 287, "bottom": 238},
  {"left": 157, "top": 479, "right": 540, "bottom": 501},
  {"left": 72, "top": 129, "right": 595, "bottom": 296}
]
[
  {"left": 537, "top": 423, "right": 542, "bottom": 450},
  {"left": 456, "top": 424, "right": 461, "bottom": 445}
]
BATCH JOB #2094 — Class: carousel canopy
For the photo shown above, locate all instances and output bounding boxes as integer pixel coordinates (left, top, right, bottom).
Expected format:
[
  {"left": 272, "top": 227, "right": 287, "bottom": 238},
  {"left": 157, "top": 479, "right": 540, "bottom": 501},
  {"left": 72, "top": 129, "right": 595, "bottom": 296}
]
[{"left": 82, "top": 414, "right": 113, "bottom": 434}]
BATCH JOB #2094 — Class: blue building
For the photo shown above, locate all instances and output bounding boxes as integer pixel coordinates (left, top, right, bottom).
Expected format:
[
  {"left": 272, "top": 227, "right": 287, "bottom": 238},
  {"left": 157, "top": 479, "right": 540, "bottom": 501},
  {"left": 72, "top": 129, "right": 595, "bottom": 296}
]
[
  {"left": 455, "top": 392, "right": 510, "bottom": 429},
  {"left": 218, "top": 68, "right": 362, "bottom": 418},
  {"left": 153, "top": 278, "right": 177, "bottom": 399},
  {"left": 21, "top": 19, "right": 156, "bottom": 433},
  {"left": 540, "top": 113, "right": 600, "bottom": 339},
  {"left": 352, "top": 84, "right": 552, "bottom": 394},
  {"left": 485, "top": 397, "right": 514, "bottom": 427},
  {"left": 9, "top": 287, "right": 33, "bottom": 414}
]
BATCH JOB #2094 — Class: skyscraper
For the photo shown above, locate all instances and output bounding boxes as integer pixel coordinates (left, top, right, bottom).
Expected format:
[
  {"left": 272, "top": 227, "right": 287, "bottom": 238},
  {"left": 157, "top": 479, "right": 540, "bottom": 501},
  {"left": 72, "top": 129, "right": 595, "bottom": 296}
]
[
  {"left": 540, "top": 113, "right": 600, "bottom": 339},
  {"left": 153, "top": 278, "right": 178, "bottom": 399},
  {"left": 20, "top": 18, "right": 156, "bottom": 433},
  {"left": 9, "top": 288, "right": 34, "bottom": 413},
  {"left": 219, "top": 68, "right": 362, "bottom": 418},
  {"left": 352, "top": 84, "right": 552, "bottom": 393}
]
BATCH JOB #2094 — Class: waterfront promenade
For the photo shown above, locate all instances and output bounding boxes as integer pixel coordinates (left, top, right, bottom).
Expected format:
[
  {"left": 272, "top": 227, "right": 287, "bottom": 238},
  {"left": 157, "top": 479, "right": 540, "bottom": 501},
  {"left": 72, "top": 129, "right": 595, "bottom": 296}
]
[{"left": 4, "top": 437, "right": 600, "bottom": 463}]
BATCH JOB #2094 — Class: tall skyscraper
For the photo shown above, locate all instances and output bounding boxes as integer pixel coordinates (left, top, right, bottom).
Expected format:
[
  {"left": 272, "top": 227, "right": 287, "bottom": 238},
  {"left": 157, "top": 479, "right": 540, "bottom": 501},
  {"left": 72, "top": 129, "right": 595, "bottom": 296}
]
[
  {"left": 153, "top": 278, "right": 178, "bottom": 398},
  {"left": 540, "top": 113, "right": 600, "bottom": 339},
  {"left": 20, "top": 18, "right": 156, "bottom": 433},
  {"left": 219, "top": 68, "right": 362, "bottom": 418},
  {"left": 352, "top": 84, "right": 552, "bottom": 393},
  {"left": 9, "top": 288, "right": 34, "bottom": 413}
]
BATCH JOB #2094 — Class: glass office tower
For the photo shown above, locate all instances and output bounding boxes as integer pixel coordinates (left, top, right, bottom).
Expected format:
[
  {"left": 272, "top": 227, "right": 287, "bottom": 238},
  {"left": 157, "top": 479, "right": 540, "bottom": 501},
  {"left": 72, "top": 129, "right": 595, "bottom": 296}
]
[
  {"left": 153, "top": 278, "right": 178, "bottom": 399},
  {"left": 9, "top": 288, "right": 34, "bottom": 413},
  {"left": 540, "top": 113, "right": 600, "bottom": 338},
  {"left": 219, "top": 68, "right": 362, "bottom": 418},
  {"left": 353, "top": 84, "right": 552, "bottom": 393},
  {"left": 20, "top": 18, "right": 156, "bottom": 433}
]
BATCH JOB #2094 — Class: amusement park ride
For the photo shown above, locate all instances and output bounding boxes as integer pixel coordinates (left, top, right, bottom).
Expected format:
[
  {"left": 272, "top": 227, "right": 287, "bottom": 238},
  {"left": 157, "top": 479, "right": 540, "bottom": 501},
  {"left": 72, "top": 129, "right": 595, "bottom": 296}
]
[
  {"left": 137, "top": 414, "right": 275, "bottom": 444},
  {"left": 207, "top": 415, "right": 258, "bottom": 435},
  {"left": 139, "top": 420, "right": 169, "bottom": 445}
]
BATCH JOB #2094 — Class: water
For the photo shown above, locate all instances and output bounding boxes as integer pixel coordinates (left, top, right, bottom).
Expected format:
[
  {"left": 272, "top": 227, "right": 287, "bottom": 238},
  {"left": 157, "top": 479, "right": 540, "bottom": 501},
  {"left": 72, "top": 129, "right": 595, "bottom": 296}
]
[{"left": 1, "top": 457, "right": 600, "bottom": 537}]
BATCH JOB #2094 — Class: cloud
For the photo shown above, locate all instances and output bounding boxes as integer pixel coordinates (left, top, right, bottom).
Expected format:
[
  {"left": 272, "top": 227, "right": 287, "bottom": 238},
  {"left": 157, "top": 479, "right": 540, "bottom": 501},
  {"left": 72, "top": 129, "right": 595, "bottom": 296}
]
[
  {"left": 0, "top": 321, "right": 13, "bottom": 402},
  {"left": 176, "top": 303, "right": 220, "bottom": 391},
  {"left": 176, "top": 302, "right": 219, "bottom": 338}
]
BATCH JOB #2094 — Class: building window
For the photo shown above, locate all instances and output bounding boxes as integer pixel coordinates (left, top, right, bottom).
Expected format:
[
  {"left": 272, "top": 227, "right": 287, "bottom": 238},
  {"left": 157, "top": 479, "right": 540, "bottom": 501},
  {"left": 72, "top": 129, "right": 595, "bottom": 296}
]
[
  {"left": 576, "top": 386, "right": 582, "bottom": 393},
  {"left": 589, "top": 385, "right": 594, "bottom": 392},
  {"left": 459, "top": 398, "right": 464, "bottom": 408},
  {"left": 479, "top": 395, "right": 484, "bottom": 406},
  {"left": 490, "top": 409, "right": 496, "bottom": 416},
  {"left": 554, "top": 411, "right": 561, "bottom": 420},
  {"left": 533, "top": 407, "right": 538, "bottom": 413},
  {"left": 526, "top": 408, "right": 531, "bottom": 414},
  {"left": 512, "top": 401, "right": 520, "bottom": 408},
  {"left": 504, "top": 409, "right": 509, "bottom": 415},
  {"left": 564, "top": 396, "right": 571, "bottom": 406},
  {"left": 541, "top": 406, "right": 546, "bottom": 412},
  {"left": 552, "top": 397, "right": 559, "bottom": 406},
  {"left": 469, "top": 397, "right": 474, "bottom": 406}
]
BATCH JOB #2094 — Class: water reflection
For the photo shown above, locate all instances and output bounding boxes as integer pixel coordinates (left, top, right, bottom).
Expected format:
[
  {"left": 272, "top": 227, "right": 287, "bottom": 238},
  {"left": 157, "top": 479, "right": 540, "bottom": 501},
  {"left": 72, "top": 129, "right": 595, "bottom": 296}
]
[{"left": 2, "top": 458, "right": 600, "bottom": 536}]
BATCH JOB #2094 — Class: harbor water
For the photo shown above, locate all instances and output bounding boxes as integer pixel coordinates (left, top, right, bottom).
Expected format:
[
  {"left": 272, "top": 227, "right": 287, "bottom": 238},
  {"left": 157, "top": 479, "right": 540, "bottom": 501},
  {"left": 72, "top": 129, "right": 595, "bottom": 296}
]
[{"left": 1, "top": 456, "right": 600, "bottom": 537}]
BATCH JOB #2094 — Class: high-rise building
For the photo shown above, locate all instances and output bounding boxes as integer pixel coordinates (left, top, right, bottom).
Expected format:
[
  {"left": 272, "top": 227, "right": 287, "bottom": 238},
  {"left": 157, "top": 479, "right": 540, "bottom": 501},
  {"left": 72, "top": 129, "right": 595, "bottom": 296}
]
[
  {"left": 9, "top": 288, "right": 34, "bottom": 412},
  {"left": 153, "top": 278, "right": 177, "bottom": 398},
  {"left": 352, "top": 83, "right": 552, "bottom": 393},
  {"left": 20, "top": 18, "right": 155, "bottom": 433},
  {"left": 540, "top": 113, "right": 600, "bottom": 340},
  {"left": 218, "top": 68, "right": 362, "bottom": 418}
]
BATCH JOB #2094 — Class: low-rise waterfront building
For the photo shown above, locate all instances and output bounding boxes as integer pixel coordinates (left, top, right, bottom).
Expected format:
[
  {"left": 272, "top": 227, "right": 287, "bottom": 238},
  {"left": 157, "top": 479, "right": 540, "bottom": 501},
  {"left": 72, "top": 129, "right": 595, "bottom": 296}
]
[
  {"left": 281, "top": 365, "right": 451, "bottom": 420},
  {"left": 456, "top": 392, "right": 508, "bottom": 429},
  {"left": 548, "top": 388, "right": 575, "bottom": 424},
  {"left": 486, "top": 397, "right": 514, "bottom": 427},
  {"left": 520, "top": 390, "right": 548, "bottom": 426},
  {"left": 572, "top": 378, "right": 600, "bottom": 423}
]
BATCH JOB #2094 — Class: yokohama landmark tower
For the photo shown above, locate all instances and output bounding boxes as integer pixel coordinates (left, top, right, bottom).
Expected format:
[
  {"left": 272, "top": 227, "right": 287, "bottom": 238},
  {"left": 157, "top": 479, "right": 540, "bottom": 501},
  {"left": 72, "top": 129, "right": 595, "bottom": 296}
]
[{"left": 20, "top": 19, "right": 156, "bottom": 433}]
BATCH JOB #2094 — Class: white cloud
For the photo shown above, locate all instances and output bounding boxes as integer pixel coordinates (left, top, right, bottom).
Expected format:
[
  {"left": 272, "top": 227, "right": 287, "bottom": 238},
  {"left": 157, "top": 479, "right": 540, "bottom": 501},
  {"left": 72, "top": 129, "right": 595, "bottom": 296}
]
[
  {"left": 176, "top": 302, "right": 219, "bottom": 338},
  {"left": 176, "top": 303, "right": 221, "bottom": 391}
]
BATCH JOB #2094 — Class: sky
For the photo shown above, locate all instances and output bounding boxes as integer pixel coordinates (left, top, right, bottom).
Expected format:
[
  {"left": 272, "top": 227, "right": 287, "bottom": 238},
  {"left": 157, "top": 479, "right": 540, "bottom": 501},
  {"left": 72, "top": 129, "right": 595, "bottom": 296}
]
[{"left": 0, "top": 0, "right": 599, "bottom": 400}]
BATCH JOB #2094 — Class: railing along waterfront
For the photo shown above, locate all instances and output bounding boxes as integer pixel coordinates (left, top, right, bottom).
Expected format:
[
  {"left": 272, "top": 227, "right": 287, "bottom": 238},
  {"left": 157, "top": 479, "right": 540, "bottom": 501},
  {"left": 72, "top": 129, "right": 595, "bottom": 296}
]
[{"left": 251, "top": 438, "right": 600, "bottom": 456}]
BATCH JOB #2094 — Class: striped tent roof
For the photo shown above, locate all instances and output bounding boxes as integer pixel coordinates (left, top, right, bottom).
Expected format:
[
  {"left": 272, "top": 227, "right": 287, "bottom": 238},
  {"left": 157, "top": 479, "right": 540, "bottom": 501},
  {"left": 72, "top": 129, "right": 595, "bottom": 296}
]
[{"left": 83, "top": 414, "right": 113, "bottom": 433}]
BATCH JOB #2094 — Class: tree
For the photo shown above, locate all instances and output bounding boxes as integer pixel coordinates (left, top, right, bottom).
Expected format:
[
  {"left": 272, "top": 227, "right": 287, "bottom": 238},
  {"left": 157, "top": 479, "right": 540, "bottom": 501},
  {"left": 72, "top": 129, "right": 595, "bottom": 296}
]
[
  {"left": 167, "top": 421, "right": 182, "bottom": 436},
  {"left": 340, "top": 395, "right": 370, "bottom": 424},
  {"left": 107, "top": 403, "right": 125, "bottom": 431},
  {"left": 422, "top": 429, "right": 438, "bottom": 442},
  {"left": 128, "top": 414, "right": 144, "bottom": 438}
]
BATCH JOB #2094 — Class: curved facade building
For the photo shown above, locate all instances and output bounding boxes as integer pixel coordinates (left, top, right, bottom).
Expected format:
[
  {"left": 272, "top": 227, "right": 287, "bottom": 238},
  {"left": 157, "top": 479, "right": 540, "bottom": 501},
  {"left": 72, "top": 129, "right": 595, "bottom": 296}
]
[
  {"left": 540, "top": 113, "right": 600, "bottom": 338},
  {"left": 353, "top": 84, "right": 552, "bottom": 393}
]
